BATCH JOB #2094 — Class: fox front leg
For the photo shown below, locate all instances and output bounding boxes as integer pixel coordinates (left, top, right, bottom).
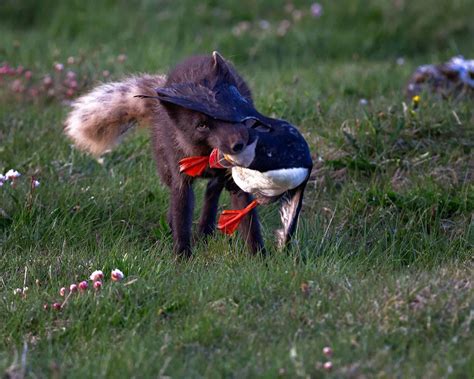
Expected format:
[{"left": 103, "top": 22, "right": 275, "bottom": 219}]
[
  {"left": 198, "top": 176, "right": 226, "bottom": 236},
  {"left": 170, "top": 179, "right": 195, "bottom": 257}
]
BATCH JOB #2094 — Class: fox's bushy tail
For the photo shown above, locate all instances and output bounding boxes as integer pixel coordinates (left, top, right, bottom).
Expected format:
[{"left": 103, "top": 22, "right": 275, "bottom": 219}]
[{"left": 64, "top": 74, "right": 166, "bottom": 156}]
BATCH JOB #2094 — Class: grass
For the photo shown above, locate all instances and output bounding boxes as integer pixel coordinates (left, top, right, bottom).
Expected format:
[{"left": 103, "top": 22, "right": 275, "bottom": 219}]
[{"left": 1, "top": 0, "right": 473, "bottom": 377}]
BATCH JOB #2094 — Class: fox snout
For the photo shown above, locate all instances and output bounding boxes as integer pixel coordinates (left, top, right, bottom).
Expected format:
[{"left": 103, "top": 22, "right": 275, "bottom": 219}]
[{"left": 210, "top": 121, "right": 250, "bottom": 155}]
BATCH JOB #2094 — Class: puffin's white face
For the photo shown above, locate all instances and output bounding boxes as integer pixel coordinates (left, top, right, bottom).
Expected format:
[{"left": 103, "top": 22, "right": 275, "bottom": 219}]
[{"left": 223, "top": 137, "right": 258, "bottom": 167}]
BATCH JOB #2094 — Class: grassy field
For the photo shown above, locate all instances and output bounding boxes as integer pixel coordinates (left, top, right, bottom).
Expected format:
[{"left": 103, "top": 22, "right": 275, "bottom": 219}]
[{"left": 1, "top": 1, "right": 473, "bottom": 377}]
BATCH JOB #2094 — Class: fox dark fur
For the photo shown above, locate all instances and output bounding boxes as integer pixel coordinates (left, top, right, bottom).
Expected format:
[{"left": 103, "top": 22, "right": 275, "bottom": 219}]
[{"left": 65, "top": 53, "right": 264, "bottom": 257}]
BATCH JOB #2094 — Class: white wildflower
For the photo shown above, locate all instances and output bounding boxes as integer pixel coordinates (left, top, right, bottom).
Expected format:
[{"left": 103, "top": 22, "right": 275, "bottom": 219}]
[
  {"left": 5, "top": 169, "right": 21, "bottom": 180},
  {"left": 396, "top": 57, "right": 405, "bottom": 65}
]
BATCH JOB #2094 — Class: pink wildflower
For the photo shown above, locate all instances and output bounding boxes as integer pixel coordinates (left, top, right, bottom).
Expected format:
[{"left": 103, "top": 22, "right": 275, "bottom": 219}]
[
  {"left": 5, "top": 169, "right": 21, "bottom": 180},
  {"left": 43, "top": 76, "right": 53, "bottom": 87},
  {"left": 78, "top": 281, "right": 88, "bottom": 291},
  {"left": 323, "top": 361, "right": 333, "bottom": 371},
  {"left": 29, "top": 88, "right": 39, "bottom": 98},
  {"left": 0, "top": 64, "right": 16, "bottom": 75},
  {"left": 69, "top": 283, "right": 78, "bottom": 293},
  {"left": 66, "top": 70, "right": 76, "bottom": 80},
  {"left": 323, "top": 346, "right": 333, "bottom": 357},
  {"left": 52, "top": 302, "right": 62, "bottom": 311},
  {"left": 54, "top": 63, "right": 64, "bottom": 72},
  {"left": 310, "top": 3, "right": 323, "bottom": 18},
  {"left": 111, "top": 269, "right": 124, "bottom": 282},
  {"left": 59, "top": 287, "right": 67, "bottom": 297},
  {"left": 11, "top": 79, "right": 24, "bottom": 93},
  {"left": 93, "top": 281, "right": 102, "bottom": 290},
  {"left": 90, "top": 270, "right": 104, "bottom": 281}
]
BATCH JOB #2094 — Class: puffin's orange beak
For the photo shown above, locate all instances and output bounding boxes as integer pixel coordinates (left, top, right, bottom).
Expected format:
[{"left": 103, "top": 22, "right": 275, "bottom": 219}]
[{"left": 209, "top": 148, "right": 223, "bottom": 169}]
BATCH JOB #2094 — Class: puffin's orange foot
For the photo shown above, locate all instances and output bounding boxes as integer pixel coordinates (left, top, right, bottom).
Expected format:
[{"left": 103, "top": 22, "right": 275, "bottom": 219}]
[
  {"left": 217, "top": 199, "right": 259, "bottom": 235},
  {"left": 178, "top": 156, "right": 209, "bottom": 177}
]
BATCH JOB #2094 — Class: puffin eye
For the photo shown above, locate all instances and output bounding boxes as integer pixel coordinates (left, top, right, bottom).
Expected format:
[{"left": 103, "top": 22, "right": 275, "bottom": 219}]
[{"left": 250, "top": 120, "right": 272, "bottom": 133}]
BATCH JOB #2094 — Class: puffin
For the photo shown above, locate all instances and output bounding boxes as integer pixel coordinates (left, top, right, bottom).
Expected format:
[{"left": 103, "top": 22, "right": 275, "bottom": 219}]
[
  {"left": 141, "top": 52, "right": 313, "bottom": 247},
  {"left": 206, "top": 118, "right": 313, "bottom": 247},
  {"left": 179, "top": 118, "right": 312, "bottom": 247}
]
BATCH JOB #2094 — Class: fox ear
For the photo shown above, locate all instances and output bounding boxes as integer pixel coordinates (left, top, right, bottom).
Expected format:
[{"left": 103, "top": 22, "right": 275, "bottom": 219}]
[
  {"left": 211, "top": 51, "right": 232, "bottom": 81},
  {"left": 212, "top": 51, "right": 226, "bottom": 67}
]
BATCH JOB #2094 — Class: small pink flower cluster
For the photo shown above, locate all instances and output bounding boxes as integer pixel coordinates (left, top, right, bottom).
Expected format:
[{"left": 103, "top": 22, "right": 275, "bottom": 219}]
[
  {"left": 0, "top": 54, "right": 125, "bottom": 103},
  {"left": 43, "top": 269, "right": 125, "bottom": 311},
  {"left": 1, "top": 169, "right": 40, "bottom": 189},
  {"left": 0, "top": 61, "right": 81, "bottom": 101},
  {"left": 322, "top": 346, "right": 333, "bottom": 371},
  {"left": 13, "top": 286, "right": 29, "bottom": 297},
  {"left": 231, "top": 3, "right": 323, "bottom": 38},
  {"left": 1, "top": 169, "right": 21, "bottom": 187},
  {"left": 310, "top": 3, "right": 323, "bottom": 18}
]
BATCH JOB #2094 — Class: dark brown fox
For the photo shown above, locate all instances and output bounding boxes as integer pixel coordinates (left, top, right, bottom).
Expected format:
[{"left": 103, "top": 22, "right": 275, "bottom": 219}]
[{"left": 65, "top": 53, "right": 264, "bottom": 257}]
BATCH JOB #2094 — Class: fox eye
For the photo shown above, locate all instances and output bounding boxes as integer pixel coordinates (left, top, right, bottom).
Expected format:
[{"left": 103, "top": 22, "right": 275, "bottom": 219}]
[{"left": 196, "top": 121, "right": 209, "bottom": 131}]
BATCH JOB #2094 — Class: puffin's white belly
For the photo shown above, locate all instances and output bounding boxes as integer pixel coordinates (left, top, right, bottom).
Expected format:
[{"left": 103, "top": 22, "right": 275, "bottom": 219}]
[{"left": 232, "top": 167, "right": 309, "bottom": 197}]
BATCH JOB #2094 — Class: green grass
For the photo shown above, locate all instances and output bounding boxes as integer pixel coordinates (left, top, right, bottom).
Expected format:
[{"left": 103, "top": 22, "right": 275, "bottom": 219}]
[{"left": 1, "top": 1, "right": 473, "bottom": 377}]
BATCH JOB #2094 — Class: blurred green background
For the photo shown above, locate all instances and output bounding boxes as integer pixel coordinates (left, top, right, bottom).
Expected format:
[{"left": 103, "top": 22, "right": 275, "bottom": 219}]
[{"left": 1, "top": 0, "right": 473, "bottom": 70}]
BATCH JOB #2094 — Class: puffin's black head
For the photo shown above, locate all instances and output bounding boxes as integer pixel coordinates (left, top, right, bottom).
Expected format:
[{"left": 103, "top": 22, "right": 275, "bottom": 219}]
[{"left": 214, "top": 117, "right": 313, "bottom": 174}]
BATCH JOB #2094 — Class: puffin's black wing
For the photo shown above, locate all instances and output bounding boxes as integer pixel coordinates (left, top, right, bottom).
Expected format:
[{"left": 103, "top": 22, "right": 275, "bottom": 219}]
[
  {"left": 155, "top": 83, "right": 268, "bottom": 124},
  {"left": 275, "top": 181, "right": 307, "bottom": 249},
  {"left": 154, "top": 83, "right": 219, "bottom": 115}
]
